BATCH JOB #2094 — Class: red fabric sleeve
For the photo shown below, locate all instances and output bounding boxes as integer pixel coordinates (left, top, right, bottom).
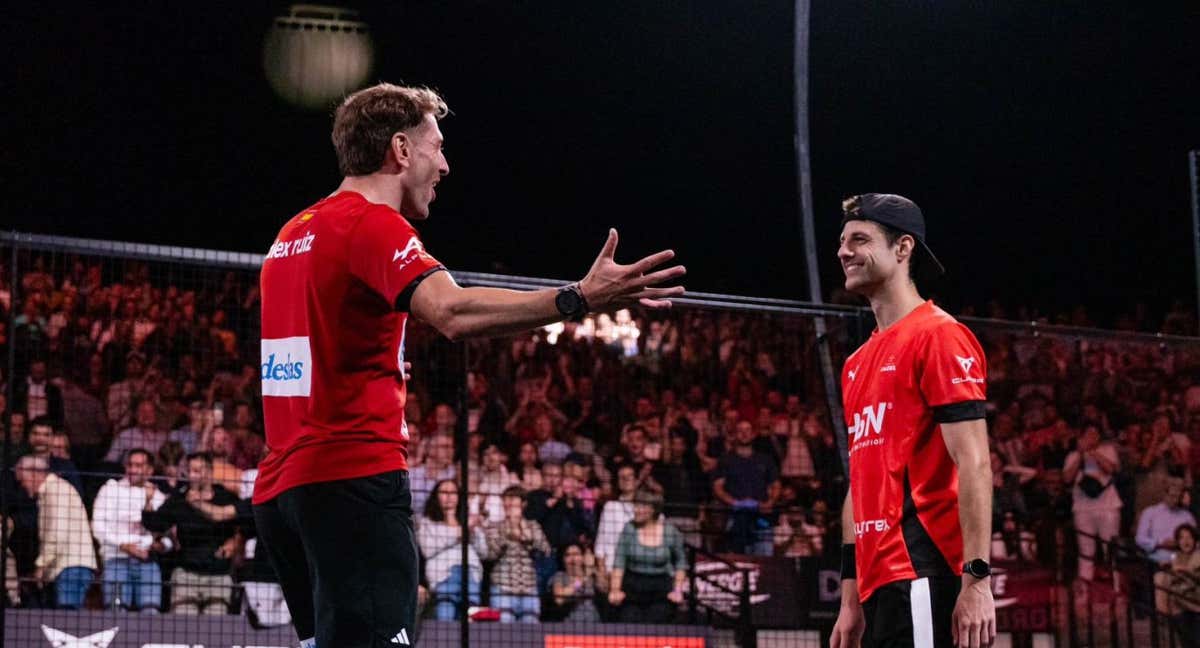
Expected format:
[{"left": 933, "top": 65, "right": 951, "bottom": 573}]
[
  {"left": 918, "top": 322, "right": 988, "bottom": 407},
  {"left": 347, "top": 208, "right": 444, "bottom": 306}
]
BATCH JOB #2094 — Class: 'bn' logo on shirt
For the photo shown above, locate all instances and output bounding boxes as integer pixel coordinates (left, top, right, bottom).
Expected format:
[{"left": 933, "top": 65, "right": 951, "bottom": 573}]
[{"left": 849, "top": 402, "right": 888, "bottom": 444}]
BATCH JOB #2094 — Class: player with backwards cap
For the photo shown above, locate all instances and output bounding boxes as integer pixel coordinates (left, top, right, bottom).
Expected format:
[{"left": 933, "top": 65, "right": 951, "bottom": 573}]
[{"left": 829, "top": 194, "right": 995, "bottom": 648}]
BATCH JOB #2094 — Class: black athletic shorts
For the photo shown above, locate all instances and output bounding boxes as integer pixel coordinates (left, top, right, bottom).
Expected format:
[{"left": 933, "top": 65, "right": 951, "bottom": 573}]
[
  {"left": 862, "top": 575, "right": 960, "bottom": 648},
  {"left": 253, "top": 470, "right": 420, "bottom": 647}
]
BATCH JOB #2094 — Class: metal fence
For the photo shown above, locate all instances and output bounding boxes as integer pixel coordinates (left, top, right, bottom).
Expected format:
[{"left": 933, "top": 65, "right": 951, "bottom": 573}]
[{"left": 2, "top": 230, "right": 1200, "bottom": 648}]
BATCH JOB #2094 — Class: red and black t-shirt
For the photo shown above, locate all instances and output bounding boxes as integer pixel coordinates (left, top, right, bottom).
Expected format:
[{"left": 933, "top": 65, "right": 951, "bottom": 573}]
[
  {"left": 254, "top": 191, "right": 444, "bottom": 504},
  {"left": 841, "top": 301, "right": 987, "bottom": 602}
]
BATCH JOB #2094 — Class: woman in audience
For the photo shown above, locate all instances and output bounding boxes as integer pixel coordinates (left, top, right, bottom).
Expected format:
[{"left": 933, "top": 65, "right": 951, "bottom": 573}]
[
  {"left": 594, "top": 464, "right": 639, "bottom": 572},
  {"left": 551, "top": 543, "right": 607, "bottom": 622},
  {"left": 512, "top": 441, "right": 543, "bottom": 492},
  {"left": 484, "top": 486, "right": 550, "bottom": 622},
  {"left": 607, "top": 489, "right": 686, "bottom": 624},
  {"left": 418, "top": 479, "right": 486, "bottom": 620}
]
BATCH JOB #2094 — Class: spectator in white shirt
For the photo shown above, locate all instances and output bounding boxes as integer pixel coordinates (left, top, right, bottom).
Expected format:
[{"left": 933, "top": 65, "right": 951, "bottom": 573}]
[
  {"left": 1136, "top": 479, "right": 1197, "bottom": 564},
  {"left": 594, "top": 465, "right": 639, "bottom": 572},
  {"left": 475, "top": 443, "right": 516, "bottom": 522},
  {"left": 92, "top": 448, "right": 167, "bottom": 611}
]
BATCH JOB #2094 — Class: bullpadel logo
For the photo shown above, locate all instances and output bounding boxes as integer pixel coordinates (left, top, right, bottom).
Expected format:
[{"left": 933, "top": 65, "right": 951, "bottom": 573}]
[{"left": 261, "top": 337, "right": 313, "bottom": 397}]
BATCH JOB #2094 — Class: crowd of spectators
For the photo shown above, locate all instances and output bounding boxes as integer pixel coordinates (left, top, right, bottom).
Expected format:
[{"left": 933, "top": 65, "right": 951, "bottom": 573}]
[{"left": 2, "top": 251, "right": 1200, "bottom": 629}]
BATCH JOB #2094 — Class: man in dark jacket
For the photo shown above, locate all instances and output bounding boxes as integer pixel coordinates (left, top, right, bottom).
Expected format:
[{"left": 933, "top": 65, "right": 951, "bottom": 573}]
[{"left": 143, "top": 453, "right": 240, "bottom": 614}]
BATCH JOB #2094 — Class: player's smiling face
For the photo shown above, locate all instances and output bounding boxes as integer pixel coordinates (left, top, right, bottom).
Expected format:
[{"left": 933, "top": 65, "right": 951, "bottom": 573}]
[
  {"left": 838, "top": 220, "right": 900, "bottom": 294},
  {"left": 398, "top": 112, "right": 449, "bottom": 220}
]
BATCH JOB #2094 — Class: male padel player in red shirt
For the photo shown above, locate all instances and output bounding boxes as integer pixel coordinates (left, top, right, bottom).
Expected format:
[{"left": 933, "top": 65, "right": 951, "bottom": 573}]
[
  {"left": 829, "top": 194, "right": 995, "bottom": 648},
  {"left": 254, "top": 83, "right": 686, "bottom": 648}
]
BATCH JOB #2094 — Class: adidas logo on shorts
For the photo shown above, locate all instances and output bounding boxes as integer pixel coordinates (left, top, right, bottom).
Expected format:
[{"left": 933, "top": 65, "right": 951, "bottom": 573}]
[{"left": 391, "top": 627, "right": 412, "bottom": 645}]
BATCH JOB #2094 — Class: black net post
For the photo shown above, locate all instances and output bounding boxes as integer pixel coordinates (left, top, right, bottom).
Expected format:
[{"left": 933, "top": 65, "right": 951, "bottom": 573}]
[{"left": 1, "top": 232, "right": 18, "bottom": 648}]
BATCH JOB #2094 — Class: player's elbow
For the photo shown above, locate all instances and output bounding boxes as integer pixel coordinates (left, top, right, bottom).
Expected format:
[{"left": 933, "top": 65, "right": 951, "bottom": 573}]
[
  {"left": 422, "top": 297, "right": 471, "bottom": 342},
  {"left": 954, "top": 451, "right": 991, "bottom": 481}
]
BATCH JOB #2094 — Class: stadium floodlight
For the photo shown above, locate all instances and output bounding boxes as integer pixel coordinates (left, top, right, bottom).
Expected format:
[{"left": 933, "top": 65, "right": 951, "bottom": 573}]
[{"left": 263, "top": 4, "right": 374, "bottom": 110}]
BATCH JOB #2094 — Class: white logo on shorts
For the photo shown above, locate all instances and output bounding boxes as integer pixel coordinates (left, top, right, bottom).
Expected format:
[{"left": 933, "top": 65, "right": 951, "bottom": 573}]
[{"left": 391, "top": 627, "right": 412, "bottom": 645}]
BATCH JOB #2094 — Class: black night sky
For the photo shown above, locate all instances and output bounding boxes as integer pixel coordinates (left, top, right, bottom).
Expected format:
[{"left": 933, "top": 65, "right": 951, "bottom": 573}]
[{"left": 8, "top": 2, "right": 1200, "bottom": 321}]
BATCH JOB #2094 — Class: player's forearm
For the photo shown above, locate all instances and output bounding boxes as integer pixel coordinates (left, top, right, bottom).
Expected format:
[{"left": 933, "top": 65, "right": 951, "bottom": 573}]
[
  {"left": 957, "top": 455, "right": 993, "bottom": 563},
  {"left": 428, "top": 286, "right": 563, "bottom": 341},
  {"left": 841, "top": 489, "right": 855, "bottom": 544}
]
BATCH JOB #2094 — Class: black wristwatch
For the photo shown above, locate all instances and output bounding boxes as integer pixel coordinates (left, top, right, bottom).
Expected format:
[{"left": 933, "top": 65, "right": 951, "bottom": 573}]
[
  {"left": 555, "top": 283, "right": 589, "bottom": 322},
  {"left": 963, "top": 558, "right": 991, "bottom": 579}
]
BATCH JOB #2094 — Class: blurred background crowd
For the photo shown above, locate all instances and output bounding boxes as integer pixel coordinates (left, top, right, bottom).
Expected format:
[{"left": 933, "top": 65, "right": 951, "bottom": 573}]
[{"left": 2, "top": 253, "right": 1200, "bottom": 627}]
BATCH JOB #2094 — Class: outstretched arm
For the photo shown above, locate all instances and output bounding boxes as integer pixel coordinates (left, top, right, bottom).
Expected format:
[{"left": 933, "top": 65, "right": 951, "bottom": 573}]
[{"left": 411, "top": 229, "right": 685, "bottom": 341}]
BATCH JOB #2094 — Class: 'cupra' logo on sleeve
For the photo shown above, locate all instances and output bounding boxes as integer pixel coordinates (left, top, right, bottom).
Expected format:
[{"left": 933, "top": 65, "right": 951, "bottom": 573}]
[
  {"left": 261, "top": 337, "right": 313, "bottom": 397},
  {"left": 952, "top": 355, "right": 985, "bottom": 385}
]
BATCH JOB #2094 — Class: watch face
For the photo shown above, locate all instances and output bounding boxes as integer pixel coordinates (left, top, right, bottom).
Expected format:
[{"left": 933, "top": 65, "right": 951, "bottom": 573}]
[
  {"left": 556, "top": 289, "right": 581, "bottom": 315},
  {"left": 967, "top": 559, "right": 990, "bottom": 577}
]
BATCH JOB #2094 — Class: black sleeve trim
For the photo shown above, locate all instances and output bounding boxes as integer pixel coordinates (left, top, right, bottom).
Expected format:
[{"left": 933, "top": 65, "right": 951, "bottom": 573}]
[
  {"left": 394, "top": 266, "right": 448, "bottom": 312},
  {"left": 933, "top": 400, "right": 987, "bottom": 424}
]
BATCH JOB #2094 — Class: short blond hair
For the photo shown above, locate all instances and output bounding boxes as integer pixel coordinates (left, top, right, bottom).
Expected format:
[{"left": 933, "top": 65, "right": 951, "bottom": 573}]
[{"left": 332, "top": 83, "right": 449, "bottom": 176}]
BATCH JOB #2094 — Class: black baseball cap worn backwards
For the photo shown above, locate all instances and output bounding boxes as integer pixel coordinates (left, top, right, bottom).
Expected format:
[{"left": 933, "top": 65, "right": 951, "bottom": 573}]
[{"left": 841, "top": 193, "right": 946, "bottom": 277}]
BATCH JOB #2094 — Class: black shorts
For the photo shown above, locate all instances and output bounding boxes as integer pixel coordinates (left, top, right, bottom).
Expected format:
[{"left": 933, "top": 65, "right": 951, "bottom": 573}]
[
  {"left": 253, "top": 470, "right": 420, "bottom": 648},
  {"left": 862, "top": 575, "right": 960, "bottom": 648}
]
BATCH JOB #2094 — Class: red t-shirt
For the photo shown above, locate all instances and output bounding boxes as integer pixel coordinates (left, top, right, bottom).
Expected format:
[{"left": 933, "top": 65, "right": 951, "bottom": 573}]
[
  {"left": 253, "top": 191, "right": 444, "bottom": 504},
  {"left": 841, "top": 301, "right": 987, "bottom": 602}
]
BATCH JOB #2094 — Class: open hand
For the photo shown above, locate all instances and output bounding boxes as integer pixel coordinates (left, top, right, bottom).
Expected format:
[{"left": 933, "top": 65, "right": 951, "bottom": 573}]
[{"left": 580, "top": 229, "right": 685, "bottom": 311}]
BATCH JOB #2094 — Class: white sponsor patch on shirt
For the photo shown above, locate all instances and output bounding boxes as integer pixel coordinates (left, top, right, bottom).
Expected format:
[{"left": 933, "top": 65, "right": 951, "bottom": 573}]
[{"left": 261, "top": 336, "right": 313, "bottom": 397}]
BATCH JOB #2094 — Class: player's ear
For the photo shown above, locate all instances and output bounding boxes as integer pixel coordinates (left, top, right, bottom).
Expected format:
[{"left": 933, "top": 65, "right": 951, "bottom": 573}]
[
  {"left": 896, "top": 234, "right": 916, "bottom": 263},
  {"left": 390, "top": 132, "right": 411, "bottom": 169}
]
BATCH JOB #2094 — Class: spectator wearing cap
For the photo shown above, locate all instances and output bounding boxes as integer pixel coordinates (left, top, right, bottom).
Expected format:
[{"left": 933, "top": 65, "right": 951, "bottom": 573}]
[
  {"left": 1137, "top": 479, "right": 1197, "bottom": 564},
  {"left": 92, "top": 448, "right": 167, "bottom": 611},
  {"left": 105, "top": 400, "right": 168, "bottom": 464},
  {"left": 15, "top": 455, "right": 97, "bottom": 609}
]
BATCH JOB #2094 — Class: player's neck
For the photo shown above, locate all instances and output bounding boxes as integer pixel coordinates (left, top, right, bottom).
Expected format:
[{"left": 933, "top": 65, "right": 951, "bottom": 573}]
[
  {"left": 867, "top": 279, "right": 925, "bottom": 332},
  {"left": 335, "top": 175, "right": 403, "bottom": 212}
]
